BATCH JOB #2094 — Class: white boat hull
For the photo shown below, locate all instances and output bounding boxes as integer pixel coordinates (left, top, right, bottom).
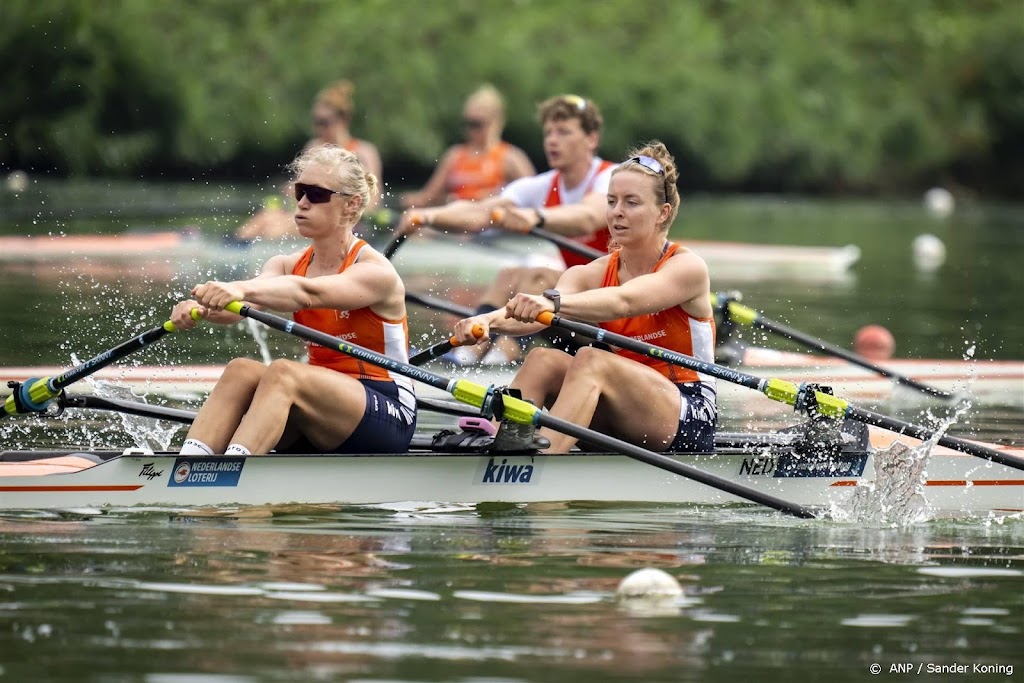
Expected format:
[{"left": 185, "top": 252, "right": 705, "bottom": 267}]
[{"left": 2, "top": 438, "right": 1022, "bottom": 516}]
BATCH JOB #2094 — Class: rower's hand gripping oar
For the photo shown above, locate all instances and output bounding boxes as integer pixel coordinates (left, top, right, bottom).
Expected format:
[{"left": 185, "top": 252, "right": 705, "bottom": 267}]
[
  {"left": 490, "top": 208, "right": 605, "bottom": 262},
  {"left": 713, "top": 293, "right": 959, "bottom": 401},
  {"left": 409, "top": 325, "right": 485, "bottom": 366},
  {"left": 536, "top": 312, "right": 1024, "bottom": 472},
  {"left": 2, "top": 309, "right": 202, "bottom": 419},
  {"left": 224, "top": 300, "right": 816, "bottom": 519}
]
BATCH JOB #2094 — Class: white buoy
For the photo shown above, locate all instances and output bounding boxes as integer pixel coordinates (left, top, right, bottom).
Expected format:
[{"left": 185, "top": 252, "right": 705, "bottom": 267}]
[
  {"left": 912, "top": 233, "right": 946, "bottom": 272},
  {"left": 5, "top": 170, "right": 28, "bottom": 193},
  {"left": 923, "top": 187, "right": 954, "bottom": 218},
  {"left": 616, "top": 567, "right": 683, "bottom": 599}
]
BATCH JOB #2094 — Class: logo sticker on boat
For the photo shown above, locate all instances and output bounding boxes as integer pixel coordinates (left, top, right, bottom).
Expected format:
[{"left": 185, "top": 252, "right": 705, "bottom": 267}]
[
  {"left": 477, "top": 456, "right": 540, "bottom": 485},
  {"left": 738, "top": 452, "right": 868, "bottom": 478},
  {"left": 169, "top": 458, "right": 245, "bottom": 487}
]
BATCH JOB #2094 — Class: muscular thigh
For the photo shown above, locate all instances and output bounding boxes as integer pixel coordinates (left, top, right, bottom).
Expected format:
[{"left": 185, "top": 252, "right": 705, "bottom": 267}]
[
  {"left": 587, "top": 355, "right": 682, "bottom": 449},
  {"left": 277, "top": 364, "right": 369, "bottom": 450}
]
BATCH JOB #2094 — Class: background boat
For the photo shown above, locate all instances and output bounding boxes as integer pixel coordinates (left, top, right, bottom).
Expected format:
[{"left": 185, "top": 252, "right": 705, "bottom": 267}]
[{"left": 0, "top": 228, "right": 861, "bottom": 282}]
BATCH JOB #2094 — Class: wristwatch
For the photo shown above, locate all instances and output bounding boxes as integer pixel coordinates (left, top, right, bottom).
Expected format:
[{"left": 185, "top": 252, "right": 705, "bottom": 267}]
[
  {"left": 534, "top": 208, "right": 546, "bottom": 228},
  {"left": 542, "top": 289, "right": 560, "bottom": 313}
]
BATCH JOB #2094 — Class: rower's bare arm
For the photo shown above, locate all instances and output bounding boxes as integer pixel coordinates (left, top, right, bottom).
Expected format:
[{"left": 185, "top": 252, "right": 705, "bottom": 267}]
[
  {"left": 543, "top": 192, "right": 607, "bottom": 237},
  {"left": 432, "top": 196, "right": 510, "bottom": 233},
  {"left": 236, "top": 259, "right": 398, "bottom": 315},
  {"left": 556, "top": 253, "right": 711, "bottom": 321},
  {"left": 401, "top": 148, "right": 456, "bottom": 209}
]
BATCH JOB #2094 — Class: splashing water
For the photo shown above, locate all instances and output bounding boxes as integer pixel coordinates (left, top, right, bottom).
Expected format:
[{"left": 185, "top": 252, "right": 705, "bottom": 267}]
[
  {"left": 244, "top": 317, "right": 274, "bottom": 364},
  {"left": 831, "top": 399, "right": 975, "bottom": 525}
]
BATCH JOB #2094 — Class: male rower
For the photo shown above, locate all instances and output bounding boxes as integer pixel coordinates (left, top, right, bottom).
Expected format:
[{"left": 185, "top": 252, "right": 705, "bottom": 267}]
[{"left": 394, "top": 94, "right": 615, "bottom": 364}]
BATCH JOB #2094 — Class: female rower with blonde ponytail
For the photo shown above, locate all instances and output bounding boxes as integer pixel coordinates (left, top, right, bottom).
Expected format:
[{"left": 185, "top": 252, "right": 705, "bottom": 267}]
[{"left": 454, "top": 141, "right": 717, "bottom": 453}]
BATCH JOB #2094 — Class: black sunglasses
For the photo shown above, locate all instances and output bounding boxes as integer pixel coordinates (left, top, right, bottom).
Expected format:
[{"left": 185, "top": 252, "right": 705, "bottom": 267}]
[
  {"left": 463, "top": 118, "right": 487, "bottom": 130},
  {"left": 294, "top": 182, "right": 346, "bottom": 204}
]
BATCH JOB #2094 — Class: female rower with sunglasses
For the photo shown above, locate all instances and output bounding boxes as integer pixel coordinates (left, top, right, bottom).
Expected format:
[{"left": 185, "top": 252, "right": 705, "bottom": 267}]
[
  {"left": 399, "top": 84, "right": 534, "bottom": 208},
  {"left": 170, "top": 144, "right": 416, "bottom": 457},
  {"left": 452, "top": 141, "right": 717, "bottom": 454}
]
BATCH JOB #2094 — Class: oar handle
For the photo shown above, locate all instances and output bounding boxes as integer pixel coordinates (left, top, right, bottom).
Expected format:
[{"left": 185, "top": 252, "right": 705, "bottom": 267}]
[{"left": 409, "top": 325, "right": 485, "bottom": 366}]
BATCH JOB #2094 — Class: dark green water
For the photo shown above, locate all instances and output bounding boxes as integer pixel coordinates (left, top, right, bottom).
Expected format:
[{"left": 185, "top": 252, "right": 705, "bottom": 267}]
[{"left": 0, "top": 181, "right": 1022, "bottom": 681}]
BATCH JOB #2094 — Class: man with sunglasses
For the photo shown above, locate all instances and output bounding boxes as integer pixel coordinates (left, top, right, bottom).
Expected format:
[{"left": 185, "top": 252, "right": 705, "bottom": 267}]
[
  {"left": 399, "top": 84, "right": 534, "bottom": 208},
  {"left": 395, "top": 94, "right": 615, "bottom": 364},
  {"left": 171, "top": 144, "right": 416, "bottom": 458}
]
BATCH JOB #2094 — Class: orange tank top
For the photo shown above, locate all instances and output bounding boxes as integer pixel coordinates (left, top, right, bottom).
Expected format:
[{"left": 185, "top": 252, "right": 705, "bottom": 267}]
[
  {"left": 544, "top": 159, "right": 615, "bottom": 268},
  {"left": 446, "top": 142, "right": 510, "bottom": 201},
  {"left": 291, "top": 240, "right": 411, "bottom": 382},
  {"left": 599, "top": 243, "right": 716, "bottom": 384}
]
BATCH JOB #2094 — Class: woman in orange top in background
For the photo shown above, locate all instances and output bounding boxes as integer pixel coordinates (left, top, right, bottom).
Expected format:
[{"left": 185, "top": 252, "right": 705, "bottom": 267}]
[
  {"left": 236, "top": 80, "right": 382, "bottom": 240},
  {"left": 453, "top": 141, "right": 717, "bottom": 454},
  {"left": 400, "top": 84, "right": 535, "bottom": 208},
  {"left": 173, "top": 144, "right": 415, "bottom": 456}
]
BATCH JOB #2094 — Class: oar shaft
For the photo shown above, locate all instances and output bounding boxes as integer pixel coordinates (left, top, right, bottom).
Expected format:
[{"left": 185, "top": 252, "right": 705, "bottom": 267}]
[
  {"left": 3, "top": 319, "right": 184, "bottom": 418},
  {"left": 845, "top": 405, "right": 1023, "bottom": 469},
  {"left": 536, "top": 412, "right": 815, "bottom": 518},
  {"left": 405, "top": 291, "right": 475, "bottom": 318},
  {"left": 529, "top": 226, "right": 605, "bottom": 262},
  {"left": 719, "top": 298, "right": 954, "bottom": 400},
  {"left": 409, "top": 325, "right": 484, "bottom": 366}
]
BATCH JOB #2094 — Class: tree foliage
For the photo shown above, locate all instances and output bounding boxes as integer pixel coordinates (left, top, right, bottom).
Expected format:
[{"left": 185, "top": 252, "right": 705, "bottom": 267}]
[{"left": 1, "top": 0, "right": 1021, "bottom": 194}]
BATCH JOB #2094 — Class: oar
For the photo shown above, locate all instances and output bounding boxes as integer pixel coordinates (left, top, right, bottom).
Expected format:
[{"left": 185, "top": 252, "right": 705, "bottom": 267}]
[
  {"left": 406, "top": 290, "right": 475, "bottom": 318},
  {"left": 489, "top": 208, "right": 605, "bottom": 263},
  {"left": 537, "top": 313, "right": 1024, "bottom": 471},
  {"left": 409, "top": 325, "right": 485, "bottom": 365},
  {"left": 61, "top": 395, "right": 198, "bottom": 424},
  {"left": 2, "top": 310, "right": 201, "bottom": 419},
  {"left": 224, "top": 300, "right": 815, "bottom": 518},
  {"left": 713, "top": 294, "right": 957, "bottom": 401},
  {"left": 379, "top": 213, "right": 425, "bottom": 259}
]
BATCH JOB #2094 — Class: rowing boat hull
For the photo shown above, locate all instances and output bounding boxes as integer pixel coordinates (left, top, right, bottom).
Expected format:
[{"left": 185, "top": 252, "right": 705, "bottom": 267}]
[{"left": 2, "top": 440, "right": 1022, "bottom": 515}]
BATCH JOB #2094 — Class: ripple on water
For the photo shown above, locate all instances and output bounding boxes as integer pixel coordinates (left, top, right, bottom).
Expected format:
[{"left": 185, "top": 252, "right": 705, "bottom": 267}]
[{"left": 841, "top": 614, "right": 916, "bottom": 627}]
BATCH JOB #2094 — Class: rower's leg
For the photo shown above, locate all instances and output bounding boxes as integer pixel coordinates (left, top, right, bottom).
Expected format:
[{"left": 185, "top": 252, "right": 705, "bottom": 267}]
[
  {"left": 510, "top": 347, "right": 573, "bottom": 409},
  {"left": 183, "top": 358, "right": 265, "bottom": 453},
  {"left": 227, "top": 359, "right": 368, "bottom": 454},
  {"left": 535, "top": 347, "right": 681, "bottom": 453}
]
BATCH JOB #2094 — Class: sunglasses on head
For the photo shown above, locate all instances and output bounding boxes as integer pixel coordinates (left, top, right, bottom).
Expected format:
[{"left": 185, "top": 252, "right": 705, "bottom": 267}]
[
  {"left": 294, "top": 182, "right": 346, "bottom": 204},
  {"left": 628, "top": 156, "right": 671, "bottom": 201},
  {"left": 560, "top": 94, "right": 588, "bottom": 112}
]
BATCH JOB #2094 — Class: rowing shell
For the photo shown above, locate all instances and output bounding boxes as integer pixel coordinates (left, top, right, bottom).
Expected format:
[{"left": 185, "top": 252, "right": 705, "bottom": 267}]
[{"left": 2, "top": 430, "right": 1022, "bottom": 515}]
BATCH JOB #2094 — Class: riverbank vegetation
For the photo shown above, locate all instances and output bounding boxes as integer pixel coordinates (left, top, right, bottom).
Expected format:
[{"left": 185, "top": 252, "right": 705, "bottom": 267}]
[{"left": 2, "top": 0, "right": 1021, "bottom": 195}]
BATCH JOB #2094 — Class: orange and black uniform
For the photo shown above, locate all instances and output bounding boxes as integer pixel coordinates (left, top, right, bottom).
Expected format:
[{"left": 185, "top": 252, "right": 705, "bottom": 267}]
[{"left": 599, "top": 243, "right": 717, "bottom": 452}]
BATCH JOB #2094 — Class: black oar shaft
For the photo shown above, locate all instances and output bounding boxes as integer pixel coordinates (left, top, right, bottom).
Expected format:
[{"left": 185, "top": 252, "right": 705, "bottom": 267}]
[
  {"left": 529, "top": 226, "right": 605, "bottom": 262},
  {"left": 748, "top": 310, "right": 955, "bottom": 400},
  {"left": 845, "top": 405, "right": 1022, "bottom": 468},
  {"left": 228, "top": 302, "right": 816, "bottom": 518},
  {"left": 3, "top": 319, "right": 184, "bottom": 418},
  {"left": 536, "top": 413, "right": 815, "bottom": 517}
]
